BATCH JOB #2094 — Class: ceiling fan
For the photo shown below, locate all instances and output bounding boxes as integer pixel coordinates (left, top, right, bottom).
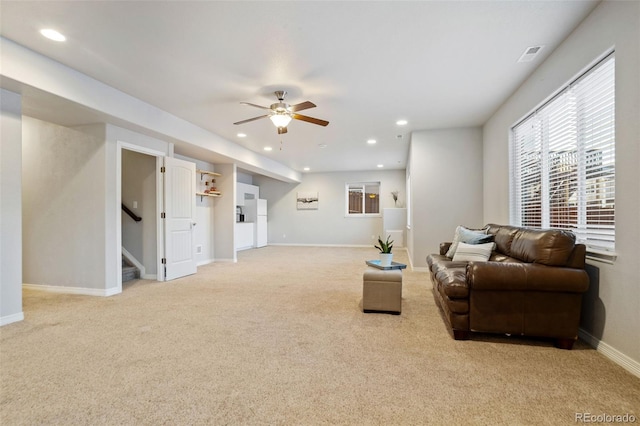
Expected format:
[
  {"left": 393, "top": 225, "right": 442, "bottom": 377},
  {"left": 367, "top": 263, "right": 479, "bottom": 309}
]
[{"left": 234, "top": 91, "right": 329, "bottom": 134}]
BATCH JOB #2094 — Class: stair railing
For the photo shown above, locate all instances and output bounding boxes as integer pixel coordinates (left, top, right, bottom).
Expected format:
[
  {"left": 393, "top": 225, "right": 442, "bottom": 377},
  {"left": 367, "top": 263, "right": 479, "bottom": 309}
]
[{"left": 122, "top": 204, "right": 142, "bottom": 222}]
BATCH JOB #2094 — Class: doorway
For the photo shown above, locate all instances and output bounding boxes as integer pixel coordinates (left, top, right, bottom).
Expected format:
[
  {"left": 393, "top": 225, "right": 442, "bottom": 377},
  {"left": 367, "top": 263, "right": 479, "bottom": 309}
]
[{"left": 121, "top": 149, "right": 157, "bottom": 284}]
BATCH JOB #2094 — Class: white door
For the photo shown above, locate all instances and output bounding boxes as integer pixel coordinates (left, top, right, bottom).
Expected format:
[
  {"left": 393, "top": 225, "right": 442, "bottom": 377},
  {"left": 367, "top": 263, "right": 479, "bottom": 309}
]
[{"left": 163, "top": 157, "right": 197, "bottom": 280}]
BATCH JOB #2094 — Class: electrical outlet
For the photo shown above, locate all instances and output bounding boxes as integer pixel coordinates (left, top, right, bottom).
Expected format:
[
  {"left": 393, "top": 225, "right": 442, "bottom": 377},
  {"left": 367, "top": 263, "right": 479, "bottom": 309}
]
[
  {"left": 133, "top": 201, "right": 138, "bottom": 209},
  {"left": 282, "top": 234, "right": 286, "bottom": 239}
]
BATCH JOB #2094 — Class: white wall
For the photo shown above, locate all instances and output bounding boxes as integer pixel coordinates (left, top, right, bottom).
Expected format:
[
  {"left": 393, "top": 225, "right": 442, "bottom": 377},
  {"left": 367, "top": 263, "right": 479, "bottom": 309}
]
[
  {"left": 213, "top": 163, "right": 237, "bottom": 262},
  {"left": 122, "top": 149, "right": 157, "bottom": 274},
  {"left": 407, "top": 127, "right": 484, "bottom": 269},
  {"left": 22, "top": 117, "right": 107, "bottom": 291},
  {"left": 0, "top": 89, "right": 24, "bottom": 325},
  {"left": 483, "top": 1, "right": 640, "bottom": 369},
  {"left": 1, "top": 37, "right": 301, "bottom": 184},
  {"left": 255, "top": 170, "right": 406, "bottom": 246}
]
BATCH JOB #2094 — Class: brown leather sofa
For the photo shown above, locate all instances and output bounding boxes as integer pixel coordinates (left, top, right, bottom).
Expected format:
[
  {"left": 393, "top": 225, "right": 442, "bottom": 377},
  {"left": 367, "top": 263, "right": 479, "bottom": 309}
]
[{"left": 427, "top": 224, "right": 589, "bottom": 349}]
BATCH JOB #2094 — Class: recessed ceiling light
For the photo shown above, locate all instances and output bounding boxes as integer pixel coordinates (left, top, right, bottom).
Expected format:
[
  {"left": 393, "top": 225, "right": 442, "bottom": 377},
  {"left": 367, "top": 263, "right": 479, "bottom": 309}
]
[
  {"left": 303, "top": 167, "right": 310, "bottom": 171},
  {"left": 377, "top": 164, "right": 384, "bottom": 168},
  {"left": 264, "top": 146, "right": 272, "bottom": 151},
  {"left": 318, "top": 144, "right": 327, "bottom": 148},
  {"left": 40, "top": 29, "right": 66, "bottom": 42},
  {"left": 396, "top": 119, "right": 408, "bottom": 126},
  {"left": 237, "top": 133, "right": 247, "bottom": 138},
  {"left": 367, "top": 139, "right": 377, "bottom": 145}
]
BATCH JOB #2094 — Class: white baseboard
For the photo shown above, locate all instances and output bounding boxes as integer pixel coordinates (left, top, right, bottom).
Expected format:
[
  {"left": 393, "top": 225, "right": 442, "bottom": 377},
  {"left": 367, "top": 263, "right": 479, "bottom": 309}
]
[
  {"left": 1, "top": 311, "right": 24, "bottom": 326},
  {"left": 141, "top": 274, "right": 157, "bottom": 280},
  {"left": 579, "top": 328, "right": 640, "bottom": 378},
  {"left": 23, "top": 283, "right": 121, "bottom": 297},
  {"left": 197, "top": 258, "right": 215, "bottom": 266},
  {"left": 269, "top": 243, "right": 372, "bottom": 248}
]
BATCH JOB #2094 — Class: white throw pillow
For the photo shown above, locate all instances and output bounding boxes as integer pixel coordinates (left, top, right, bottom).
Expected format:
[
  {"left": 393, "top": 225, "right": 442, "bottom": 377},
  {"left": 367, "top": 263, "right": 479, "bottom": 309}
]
[
  {"left": 445, "top": 225, "right": 491, "bottom": 258},
  {"left": 452, "top": 242, "right": 495, "bottom": 262}
]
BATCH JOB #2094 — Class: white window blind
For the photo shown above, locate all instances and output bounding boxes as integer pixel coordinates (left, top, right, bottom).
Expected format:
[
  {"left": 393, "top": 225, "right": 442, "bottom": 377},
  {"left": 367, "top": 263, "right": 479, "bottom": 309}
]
[{"left": 510, "top": 52, "right": 615, "bottom": 252}]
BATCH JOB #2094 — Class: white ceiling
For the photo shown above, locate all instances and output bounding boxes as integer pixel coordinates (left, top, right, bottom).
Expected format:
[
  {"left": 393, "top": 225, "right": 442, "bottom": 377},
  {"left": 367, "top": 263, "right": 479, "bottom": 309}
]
[{"left": 0, "top": 0, "right": 599, "bottom": 175}]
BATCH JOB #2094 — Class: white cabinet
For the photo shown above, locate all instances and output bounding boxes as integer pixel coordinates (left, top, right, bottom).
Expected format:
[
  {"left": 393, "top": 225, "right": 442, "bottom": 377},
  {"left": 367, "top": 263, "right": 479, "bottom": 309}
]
[
  {"left": 235, "top": 222, "right": 255, "bottom": 251},
  {"left": 236, "top": 182, "right": 259, "bottom": 206}
]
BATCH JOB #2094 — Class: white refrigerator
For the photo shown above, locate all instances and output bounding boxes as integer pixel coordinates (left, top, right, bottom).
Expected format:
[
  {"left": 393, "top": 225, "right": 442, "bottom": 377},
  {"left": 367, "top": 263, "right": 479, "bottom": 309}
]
[{"left": 246, "top": 199, "right": 268, "bottom": 248}]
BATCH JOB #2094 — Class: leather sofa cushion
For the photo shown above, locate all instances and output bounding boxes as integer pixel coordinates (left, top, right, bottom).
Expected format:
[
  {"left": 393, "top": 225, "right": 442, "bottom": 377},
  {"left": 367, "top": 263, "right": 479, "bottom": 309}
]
[
  {"left": 510, "top": 228, "right": 576, "bottom": 266},
  {"left": 486, "top": 224, "right": 577, "bottom": 266},
  {"left": 486, "top": 224, "right": 519, "bottom": 256},
  {"left": 435, "top": 268, "right": 469, "bottom": 298}
]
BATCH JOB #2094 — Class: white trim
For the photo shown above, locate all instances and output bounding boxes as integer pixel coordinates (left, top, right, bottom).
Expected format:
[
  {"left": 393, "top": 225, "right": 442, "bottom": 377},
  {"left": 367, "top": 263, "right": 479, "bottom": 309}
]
[
  {"left": 122, "top": 246, "right": 146, "bottom": 277},
  {"left": 268, "top": 243, "right": 373, "bottom": 248},
  {"left": 116, "top": 141, "right": 167, "bottom": 285},
  {"left": 23, "top": 283, "right": 121, "bottom": 297},
  {"left": 197, "top": 258, "right": 216, "bottom": 266},
  {"left": 579, "top": 328, "right": 640, "bottom": 379},
  {"left": 142, "top": 274, "right": 157, "bottom": 280},
  {"left": 0, "top": 312, "right": 24, "bottom": 326}
]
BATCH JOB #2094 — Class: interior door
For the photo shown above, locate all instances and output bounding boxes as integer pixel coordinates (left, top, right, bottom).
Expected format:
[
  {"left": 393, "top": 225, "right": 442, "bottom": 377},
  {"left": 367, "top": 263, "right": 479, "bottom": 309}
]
[{"left": 163, "top": 156, "right": 197, "bottom": 280}]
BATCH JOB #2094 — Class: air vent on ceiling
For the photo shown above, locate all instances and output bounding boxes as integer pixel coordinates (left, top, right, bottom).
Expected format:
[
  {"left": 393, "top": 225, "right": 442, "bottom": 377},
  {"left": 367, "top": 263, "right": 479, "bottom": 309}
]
[{"left": 518, "top": 45, "right": 545, "bottom": 63}]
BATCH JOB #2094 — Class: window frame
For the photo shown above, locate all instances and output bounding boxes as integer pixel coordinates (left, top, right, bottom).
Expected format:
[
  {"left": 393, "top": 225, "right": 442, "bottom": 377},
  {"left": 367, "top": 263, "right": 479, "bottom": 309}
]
[
  {"left": 509, "top": 51, "right": 616, "bottom": 257},
  {"left": 345, "top": 182, "right": 381, "bottom": 217}
]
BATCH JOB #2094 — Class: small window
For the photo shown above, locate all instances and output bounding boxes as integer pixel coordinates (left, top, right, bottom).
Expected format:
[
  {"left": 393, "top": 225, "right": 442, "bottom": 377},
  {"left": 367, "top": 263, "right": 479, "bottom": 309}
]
[{"left": 346, "top": 182, "right": 380, "bottom": 216}]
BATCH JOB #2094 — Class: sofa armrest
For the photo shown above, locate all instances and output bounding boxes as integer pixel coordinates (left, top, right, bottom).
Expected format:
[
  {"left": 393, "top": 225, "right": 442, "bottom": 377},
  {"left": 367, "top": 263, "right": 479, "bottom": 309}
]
[
  {"left": 467, "top": 262, "right": 589, "bottom": 293},
  {"left": 440, "top": 242, "right": 452, "bottom": 256}
]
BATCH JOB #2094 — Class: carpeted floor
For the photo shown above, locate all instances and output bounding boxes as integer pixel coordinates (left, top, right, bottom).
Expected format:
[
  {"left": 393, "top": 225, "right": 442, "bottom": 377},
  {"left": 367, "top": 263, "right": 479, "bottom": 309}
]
[{"left": 1, "top": 246, "right": 638, "bottom": 425}]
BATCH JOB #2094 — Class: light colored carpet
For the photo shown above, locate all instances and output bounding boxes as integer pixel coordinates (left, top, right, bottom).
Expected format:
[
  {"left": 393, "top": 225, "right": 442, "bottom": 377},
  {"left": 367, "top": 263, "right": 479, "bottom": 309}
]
[{"left": 1, "top": 246, "right": 638, "bottom": 425}]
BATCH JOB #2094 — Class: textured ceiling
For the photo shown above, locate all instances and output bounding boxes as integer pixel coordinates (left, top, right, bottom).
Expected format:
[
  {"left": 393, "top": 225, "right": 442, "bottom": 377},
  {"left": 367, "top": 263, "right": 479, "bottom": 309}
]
[{"left": 0, "top": 1, "right": 599, "bottom": 174}]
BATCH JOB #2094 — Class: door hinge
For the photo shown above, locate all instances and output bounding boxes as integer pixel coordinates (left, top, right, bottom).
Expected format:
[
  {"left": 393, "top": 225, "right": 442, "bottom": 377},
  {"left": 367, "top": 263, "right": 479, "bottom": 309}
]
[
  {"left": 161, "top": 258, "right": 166, "bottom": 264},
  {"left": 160, "top": 166, "right": 166, "bottom": 173},
  {"left": 161, "top": 212, "right": 166, "bottom": 219}
]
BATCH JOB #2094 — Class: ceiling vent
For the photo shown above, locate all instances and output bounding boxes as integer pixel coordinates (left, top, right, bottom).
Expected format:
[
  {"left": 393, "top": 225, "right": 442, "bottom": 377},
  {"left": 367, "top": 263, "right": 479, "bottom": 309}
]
[{"left": 518, "top": 45, "right": 544, "bottom": 63}]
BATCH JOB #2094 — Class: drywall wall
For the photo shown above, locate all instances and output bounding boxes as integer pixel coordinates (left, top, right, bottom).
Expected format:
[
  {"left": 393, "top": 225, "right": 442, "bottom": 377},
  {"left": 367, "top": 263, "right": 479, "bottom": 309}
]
[
  {"left": 22, "top": 116, "right": 107, "bottom": 291},
  {"left": 483, "top": 1, "right": 640, "bottom": 370},
  {"left": 0, "top": 37, "right": 301, "bottom": 184},
  {"left": 0, "top": 89, "right": 24, "bottom": 325},
  {"left": 122, "top": 149, "right": 157, "bottom": 274},
  {"left": 255, "top": 169, "right": 406, "bottom": 246},
  {"left": 407, "top": 127, "right": 484, "bottom": 269},
  {"left": 212, "top": 163, "right": 237, "bottom": 262}
]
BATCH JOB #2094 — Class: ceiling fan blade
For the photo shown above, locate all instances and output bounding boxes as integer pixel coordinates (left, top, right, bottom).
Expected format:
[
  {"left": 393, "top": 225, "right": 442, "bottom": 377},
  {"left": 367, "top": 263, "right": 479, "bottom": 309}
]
[
  {"left": 292, "top": 113, "right": 329, "bottom": 127},
  {"left": 289, "top": 101, "right": 316, "bottom": 112},
  {"left": 233, "top": 114, "right": 270, "bottom": 125},
  {"left": 240, "top": 102, "right": 271, "bottom": 110},
  {"left": 277, "top": 126, "right": 288, "bottom": 134}
]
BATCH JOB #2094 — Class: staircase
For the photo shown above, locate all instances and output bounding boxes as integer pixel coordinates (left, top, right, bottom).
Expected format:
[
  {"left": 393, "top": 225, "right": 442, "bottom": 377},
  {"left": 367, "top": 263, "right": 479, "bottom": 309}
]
[{"left": 122, "top": 256, "right": 140, "bottom": 282}]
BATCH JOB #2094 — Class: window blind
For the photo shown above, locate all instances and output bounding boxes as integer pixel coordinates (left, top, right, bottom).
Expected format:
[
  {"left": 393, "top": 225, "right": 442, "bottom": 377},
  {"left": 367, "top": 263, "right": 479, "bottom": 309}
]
[{"left": 510, "top": 52, "right": 615, "bottom": 252}]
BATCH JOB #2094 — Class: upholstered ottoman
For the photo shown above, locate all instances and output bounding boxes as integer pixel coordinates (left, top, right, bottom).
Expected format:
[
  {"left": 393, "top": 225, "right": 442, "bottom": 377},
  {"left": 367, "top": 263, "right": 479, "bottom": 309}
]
[{"left": 363, "top": 268, "right": 402, "bottom": 314}]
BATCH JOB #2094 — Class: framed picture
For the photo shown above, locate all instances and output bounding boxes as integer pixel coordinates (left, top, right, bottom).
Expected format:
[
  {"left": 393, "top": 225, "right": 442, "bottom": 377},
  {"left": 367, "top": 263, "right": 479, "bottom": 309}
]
[{"left": 297, "top": 191, "right": 319, "bottom": 210}]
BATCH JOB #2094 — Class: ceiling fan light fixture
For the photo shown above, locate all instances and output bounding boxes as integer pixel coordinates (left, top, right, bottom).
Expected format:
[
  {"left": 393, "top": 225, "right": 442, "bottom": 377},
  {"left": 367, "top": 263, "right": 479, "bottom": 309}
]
[{"left": 270, "top": 113, "right": 292, "bottom": 128}]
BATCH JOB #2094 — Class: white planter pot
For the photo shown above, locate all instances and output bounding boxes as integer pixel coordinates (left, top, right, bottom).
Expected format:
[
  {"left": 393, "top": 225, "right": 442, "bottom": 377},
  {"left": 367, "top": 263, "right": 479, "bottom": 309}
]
[{"left": 379, "top": 253, "right": 393, "bottom": 267}]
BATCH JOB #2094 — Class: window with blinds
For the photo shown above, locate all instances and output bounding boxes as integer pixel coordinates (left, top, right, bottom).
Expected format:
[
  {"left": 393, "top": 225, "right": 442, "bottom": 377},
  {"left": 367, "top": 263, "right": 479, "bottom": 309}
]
[{"left": 510, "top": 52, "right": 615, "bottom": 253}]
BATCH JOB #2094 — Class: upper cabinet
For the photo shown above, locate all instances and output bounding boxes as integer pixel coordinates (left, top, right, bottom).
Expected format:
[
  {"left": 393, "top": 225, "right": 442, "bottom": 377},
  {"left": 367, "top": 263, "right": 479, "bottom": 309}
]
[
  {"left": 196, "top": 169, "right": 222, "bottom": 201},
  {"left": 236, "top": 182, "right": 259, "bottom": 206}
]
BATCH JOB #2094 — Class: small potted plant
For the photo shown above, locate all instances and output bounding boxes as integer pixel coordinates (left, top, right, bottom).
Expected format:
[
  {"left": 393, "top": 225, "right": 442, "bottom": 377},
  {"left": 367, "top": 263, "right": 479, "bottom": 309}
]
[{"left": 375, "top": 235, "right": 394, "bottom": 267}]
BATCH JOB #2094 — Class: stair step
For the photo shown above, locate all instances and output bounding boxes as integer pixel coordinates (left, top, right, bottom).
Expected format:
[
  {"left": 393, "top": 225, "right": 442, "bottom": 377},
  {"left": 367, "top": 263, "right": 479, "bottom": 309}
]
[{"left": 122, "top": 265, "right": 140, "bottom": 282}]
